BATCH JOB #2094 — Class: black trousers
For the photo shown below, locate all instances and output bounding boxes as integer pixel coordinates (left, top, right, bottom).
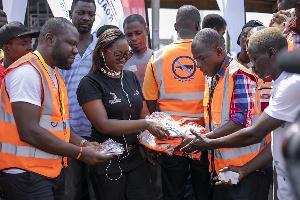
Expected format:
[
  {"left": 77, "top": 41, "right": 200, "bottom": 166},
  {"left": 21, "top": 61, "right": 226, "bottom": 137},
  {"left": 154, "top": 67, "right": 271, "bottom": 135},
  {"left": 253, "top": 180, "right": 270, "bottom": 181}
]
[
  {"left": 0, "top": 169, "right": 65, "bottom": 200},
  {"left": 213, "top": 170, "right": 271, "bottom": 200},
  {"left": 89, "top": 162, "right": 153, "bottom": 200}
]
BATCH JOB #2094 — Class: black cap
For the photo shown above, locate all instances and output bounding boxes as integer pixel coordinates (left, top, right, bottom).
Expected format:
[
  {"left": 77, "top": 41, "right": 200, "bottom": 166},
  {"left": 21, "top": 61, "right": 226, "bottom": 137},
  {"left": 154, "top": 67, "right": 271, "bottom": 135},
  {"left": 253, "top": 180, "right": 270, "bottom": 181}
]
[
  {"left": 0, "top": 21, "right": 40, "bottom": 48},
  {"left": 96, "top": 25, "right": 119, "bottom": 37},
  {"left": 237, "top": 20, "right": 264, "bottom": 45}
]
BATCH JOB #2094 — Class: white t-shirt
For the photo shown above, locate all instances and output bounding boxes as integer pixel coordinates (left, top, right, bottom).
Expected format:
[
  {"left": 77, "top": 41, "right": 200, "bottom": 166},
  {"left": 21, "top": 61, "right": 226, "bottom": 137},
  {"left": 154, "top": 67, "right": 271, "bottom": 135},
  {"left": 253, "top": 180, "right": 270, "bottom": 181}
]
[
  {"left": 264, "top": 71, "right": 300, "bottom": 200},
  {"left": 4, "top": 62, "right": 58, "bottom": 174}
]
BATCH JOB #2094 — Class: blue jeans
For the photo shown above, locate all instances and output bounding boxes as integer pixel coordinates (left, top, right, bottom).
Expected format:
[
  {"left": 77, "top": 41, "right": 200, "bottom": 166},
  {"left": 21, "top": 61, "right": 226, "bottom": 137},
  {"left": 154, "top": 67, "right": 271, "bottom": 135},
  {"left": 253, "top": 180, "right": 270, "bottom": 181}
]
[
  {"left": 213, "top": 170, "right": 271, "bottom": 200},
  {"left": 159, "top": 152, "right": 211, "bottom": 200},
  {"left": 65, "top": 157, "right": 95, "bottom": 200}
]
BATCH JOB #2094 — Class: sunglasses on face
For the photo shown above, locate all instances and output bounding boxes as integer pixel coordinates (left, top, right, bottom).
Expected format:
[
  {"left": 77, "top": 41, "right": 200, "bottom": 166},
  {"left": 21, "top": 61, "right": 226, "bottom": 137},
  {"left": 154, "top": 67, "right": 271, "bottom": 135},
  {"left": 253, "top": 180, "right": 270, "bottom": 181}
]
[{"left": 103, "top": 49, "right": 133, "bottom": 61}]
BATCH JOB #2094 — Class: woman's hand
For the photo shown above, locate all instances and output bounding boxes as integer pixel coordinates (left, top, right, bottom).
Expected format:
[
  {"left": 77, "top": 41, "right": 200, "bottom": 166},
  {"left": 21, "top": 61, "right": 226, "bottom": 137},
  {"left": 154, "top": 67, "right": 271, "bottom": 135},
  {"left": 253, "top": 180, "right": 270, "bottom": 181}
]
[{"left": 145, "top": 119, "right": 169, "bottom": 140}]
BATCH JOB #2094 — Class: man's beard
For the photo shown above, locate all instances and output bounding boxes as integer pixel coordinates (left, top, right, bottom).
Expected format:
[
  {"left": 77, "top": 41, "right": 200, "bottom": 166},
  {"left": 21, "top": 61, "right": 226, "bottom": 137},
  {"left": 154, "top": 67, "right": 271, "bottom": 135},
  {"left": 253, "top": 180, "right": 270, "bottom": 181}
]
[{"left": 52, "top": 40, "right": 72, "bottom": 70}]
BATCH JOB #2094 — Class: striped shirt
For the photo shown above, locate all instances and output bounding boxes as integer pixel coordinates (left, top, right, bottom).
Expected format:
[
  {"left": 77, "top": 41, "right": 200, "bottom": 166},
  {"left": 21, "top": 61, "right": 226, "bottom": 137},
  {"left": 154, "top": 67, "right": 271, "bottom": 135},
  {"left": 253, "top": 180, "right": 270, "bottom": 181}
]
[
  {"left": 58, "top": 34, "right": 98, "bottom": 137},
  {"left": 215, "top": 55, "right": 256, "bottom": 127}
]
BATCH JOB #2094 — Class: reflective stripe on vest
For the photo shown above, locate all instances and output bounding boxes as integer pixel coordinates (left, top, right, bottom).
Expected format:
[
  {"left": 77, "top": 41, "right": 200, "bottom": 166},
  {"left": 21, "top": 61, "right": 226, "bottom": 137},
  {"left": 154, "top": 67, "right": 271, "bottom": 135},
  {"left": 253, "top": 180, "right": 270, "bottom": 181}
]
[
  {"left": 0, "top": 53, "right": 70, "bottom": 178},
  {"left": 0, "top": 142, "right": 61, "bottom": 159},
  {"left": 205, "top": 61, "right": 267, "bottom": 170},
  {"left": 161, "top": 110, "right": 204, "bottom": 118}
]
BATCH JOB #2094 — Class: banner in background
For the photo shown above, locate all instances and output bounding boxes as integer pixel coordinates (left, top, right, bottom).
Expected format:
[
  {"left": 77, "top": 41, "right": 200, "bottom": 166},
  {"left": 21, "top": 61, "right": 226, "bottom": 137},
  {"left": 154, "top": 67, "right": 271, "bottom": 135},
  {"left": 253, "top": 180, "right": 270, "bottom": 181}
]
[
  {"left": 46, "top": 0, "right": 148, "bottom": 33},
  {"left": 47, "top": 0, "right": 126, "bottom": 33},
  {"left": 120, "top": 0, "right": 147, "bottom": 22},
  {"left": 3, "top": 0, "right": 28, "bottom": 23},
  {"left": 216, "top": 0, "right": 245, "bottom": 53}
]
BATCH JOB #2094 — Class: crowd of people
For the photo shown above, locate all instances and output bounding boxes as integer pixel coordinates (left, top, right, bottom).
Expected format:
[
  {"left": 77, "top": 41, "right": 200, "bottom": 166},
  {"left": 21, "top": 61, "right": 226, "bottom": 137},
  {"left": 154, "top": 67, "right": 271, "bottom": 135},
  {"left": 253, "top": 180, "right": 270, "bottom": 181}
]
[{"left": 0, "top": 0, "right": 299, "bottom": 200}]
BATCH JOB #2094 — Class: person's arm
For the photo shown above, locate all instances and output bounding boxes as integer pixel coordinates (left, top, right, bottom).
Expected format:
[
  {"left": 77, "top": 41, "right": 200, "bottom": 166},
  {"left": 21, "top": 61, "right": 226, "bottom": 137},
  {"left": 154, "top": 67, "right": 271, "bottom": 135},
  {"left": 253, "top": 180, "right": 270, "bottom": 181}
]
[
  {"left": 216, "top": 142, "right": 272, "bottom": 184},
  {"left": 143, "top": 55, "right": 159, "bottom": 113},
  {"left": 81, "top": 98, "right": 168, "bottom": 140},
  {"left": 181, "top": 111, "right": 284, "bottom": 153},
  {"left": 202, "top": 73, "right": 256, "bottom": 140},
  {"left": 12, "top": 102, "right": 112, "bottom": 165},
  {"left": 205, "top": 121, "right": 244, "bottom": 139},
  {"left": 146, "top": 100, "right": 157, "bottom": 114}
]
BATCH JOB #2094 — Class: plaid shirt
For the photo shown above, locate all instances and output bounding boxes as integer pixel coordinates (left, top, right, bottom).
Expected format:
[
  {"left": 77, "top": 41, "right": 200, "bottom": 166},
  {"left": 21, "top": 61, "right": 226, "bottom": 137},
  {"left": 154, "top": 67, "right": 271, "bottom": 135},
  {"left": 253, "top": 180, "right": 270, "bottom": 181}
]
[
  {"left": 214, "top": 55, "right": 256, "bottom": 127},
  {"left": 58, "top": 34, "right": 98, "bottom": 137}
]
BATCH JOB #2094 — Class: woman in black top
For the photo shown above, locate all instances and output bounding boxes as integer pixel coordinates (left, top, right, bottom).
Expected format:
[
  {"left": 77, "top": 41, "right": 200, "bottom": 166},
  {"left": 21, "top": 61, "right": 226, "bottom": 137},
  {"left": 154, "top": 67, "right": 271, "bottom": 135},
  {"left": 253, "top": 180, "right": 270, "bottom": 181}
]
[{"left": 77, "top": 26, "right": 168, "bottom": 200}]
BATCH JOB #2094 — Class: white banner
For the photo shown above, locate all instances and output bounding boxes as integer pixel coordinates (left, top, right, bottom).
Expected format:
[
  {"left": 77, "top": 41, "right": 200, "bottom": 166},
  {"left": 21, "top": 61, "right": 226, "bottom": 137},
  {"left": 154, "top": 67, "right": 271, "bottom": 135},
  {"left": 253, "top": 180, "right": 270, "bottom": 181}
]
[
  {"left": 3, "top": 0, "right": 28, "bottom": 23},
  {"left": 216, "top": 0, "right": 245, "bottom": 53},
  {"left": 47, "top": 0, "right": 126, "bottom": 33}
]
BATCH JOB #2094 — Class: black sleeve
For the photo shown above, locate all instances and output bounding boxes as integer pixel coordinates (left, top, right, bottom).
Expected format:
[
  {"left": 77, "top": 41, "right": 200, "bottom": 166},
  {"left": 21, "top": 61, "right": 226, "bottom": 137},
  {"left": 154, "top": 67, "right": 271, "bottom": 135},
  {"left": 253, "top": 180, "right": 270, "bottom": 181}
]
[{"left": 77, "top": 75, "right": 103, "bottom": 106}]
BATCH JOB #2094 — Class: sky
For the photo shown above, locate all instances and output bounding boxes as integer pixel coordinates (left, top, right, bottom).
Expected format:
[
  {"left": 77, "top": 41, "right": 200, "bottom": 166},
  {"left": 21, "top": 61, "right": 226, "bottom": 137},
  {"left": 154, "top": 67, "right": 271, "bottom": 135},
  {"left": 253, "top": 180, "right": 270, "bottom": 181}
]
[{"left": 147, "top": 8, "right": 273, "bottom": 47}]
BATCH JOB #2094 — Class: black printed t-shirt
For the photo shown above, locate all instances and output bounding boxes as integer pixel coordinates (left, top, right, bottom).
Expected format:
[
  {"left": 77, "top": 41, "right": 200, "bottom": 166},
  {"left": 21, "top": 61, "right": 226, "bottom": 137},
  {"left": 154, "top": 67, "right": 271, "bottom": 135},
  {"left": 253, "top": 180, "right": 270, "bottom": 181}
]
[
  {"left": 77, "top": 70, "right": 145, "bottom": 174},
  {"left": 77, "top": 70, "right": 144, "bottom": 145}
]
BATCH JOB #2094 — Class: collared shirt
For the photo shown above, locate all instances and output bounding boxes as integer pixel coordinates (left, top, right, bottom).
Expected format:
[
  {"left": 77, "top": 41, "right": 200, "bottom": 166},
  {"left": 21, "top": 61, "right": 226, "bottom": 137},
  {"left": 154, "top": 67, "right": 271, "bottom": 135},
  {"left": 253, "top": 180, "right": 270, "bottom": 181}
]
[
  {"left": 58, "top": 34, "right": 98, "bottom": 137},
  {"left": 215, "top": 55, "right": 256, "bottom": 127}
]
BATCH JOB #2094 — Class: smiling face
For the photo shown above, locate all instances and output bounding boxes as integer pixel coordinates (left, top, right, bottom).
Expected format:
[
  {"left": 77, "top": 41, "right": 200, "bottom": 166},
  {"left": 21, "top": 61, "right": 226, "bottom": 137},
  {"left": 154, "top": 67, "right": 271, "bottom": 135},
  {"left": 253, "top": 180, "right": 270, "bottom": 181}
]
[
  {"left": 52, "top": 25, "right": 79, "bottom": 70},
  {"left": 124, "top": 21, "right": 148, "bottom": 53},
  {"left": 102, "top": 38, "right": 130, "bottom": 72},
  {"left": 70, "top": 1, "right": 96, "bottom": 34}
]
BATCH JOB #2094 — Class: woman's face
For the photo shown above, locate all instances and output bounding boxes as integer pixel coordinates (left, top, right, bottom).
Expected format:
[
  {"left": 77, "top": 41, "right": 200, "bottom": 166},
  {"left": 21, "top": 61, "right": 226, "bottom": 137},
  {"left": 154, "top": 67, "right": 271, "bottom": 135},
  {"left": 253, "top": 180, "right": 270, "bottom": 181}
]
[{"left": 102, "top": 38, "right": 130, "bottom": 72}]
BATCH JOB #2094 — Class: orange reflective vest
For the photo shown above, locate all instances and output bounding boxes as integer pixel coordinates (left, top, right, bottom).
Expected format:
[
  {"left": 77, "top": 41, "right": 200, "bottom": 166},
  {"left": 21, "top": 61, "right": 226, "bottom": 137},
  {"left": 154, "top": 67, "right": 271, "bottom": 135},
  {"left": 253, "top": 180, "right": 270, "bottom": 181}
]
[
  {"left": 149, "top": 39, "right": 206, "bottom": 122},
  {"left": 0, "top": 53, "right": 70, "bottom": 178},
  {"left": 287, "top": 32, "right": 294, "bottom": 52},
  {"left": 204, "top": 59, "right": 268, "bottom": 173}
]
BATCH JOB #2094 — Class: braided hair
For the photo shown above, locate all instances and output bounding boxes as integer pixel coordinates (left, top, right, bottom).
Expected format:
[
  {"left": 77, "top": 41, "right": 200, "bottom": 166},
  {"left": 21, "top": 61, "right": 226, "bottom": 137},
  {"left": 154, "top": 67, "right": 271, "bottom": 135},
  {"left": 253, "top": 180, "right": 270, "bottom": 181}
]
[{"left": 90, "top": 28, "right": 126, "bottom": 74}]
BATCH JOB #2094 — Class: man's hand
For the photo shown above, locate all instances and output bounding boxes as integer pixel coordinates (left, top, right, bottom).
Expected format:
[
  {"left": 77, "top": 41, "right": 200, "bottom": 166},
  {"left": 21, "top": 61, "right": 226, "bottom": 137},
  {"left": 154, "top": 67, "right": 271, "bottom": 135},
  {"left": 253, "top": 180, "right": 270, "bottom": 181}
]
[
  {"left": 180, "top": 129, "right": 211, "bottom": 153},
  {"left": 80, "top": 145, "right": 113, "bottom": 165},
  {"left": 214, "top": 166, "right": 245, "bottom": 186},
  {"left": 270, "top": 10, "right": 291, "bottom": 27},
  {"left": 83, "top": 141, "right": 99, "bottom": 147}
]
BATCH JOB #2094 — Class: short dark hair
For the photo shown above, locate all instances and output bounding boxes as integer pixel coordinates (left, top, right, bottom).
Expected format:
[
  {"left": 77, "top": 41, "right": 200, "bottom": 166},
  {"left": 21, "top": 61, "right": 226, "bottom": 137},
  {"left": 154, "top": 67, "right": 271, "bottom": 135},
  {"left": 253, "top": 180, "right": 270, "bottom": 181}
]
[
  {"left": 0, "top": 9, "right": 7, "bottom": 18},
  {"left": 192, "top": 28, "right": 223, "bottom": 51},
  {"left": 39, "top": 17, "right": 75, "bottom": 40},
  {"left": 202, "top": 14, "right": 227, "bottom": 31},
  {"left": 123, "top": 14, "right": 147, "bottom": 29},
  {"left": 176, "top": 5, "right": 200, "bottom": 28},
  {"left": 71, "top": 0, "right": 95, "bottom": 11}
]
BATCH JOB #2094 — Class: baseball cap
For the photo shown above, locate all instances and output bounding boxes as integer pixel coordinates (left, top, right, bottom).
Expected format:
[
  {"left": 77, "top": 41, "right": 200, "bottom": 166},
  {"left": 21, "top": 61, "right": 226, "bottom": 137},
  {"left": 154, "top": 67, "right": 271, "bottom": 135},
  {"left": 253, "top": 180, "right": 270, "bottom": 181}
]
[
  {"left": 237, "top": 20, "right": 264, "bottom": 45},
  {"left": 96, "top": 25, "right": 119, "bottom": 37},
  {"left": 0, "top": 21, "right": 39, "bottom": 48}
]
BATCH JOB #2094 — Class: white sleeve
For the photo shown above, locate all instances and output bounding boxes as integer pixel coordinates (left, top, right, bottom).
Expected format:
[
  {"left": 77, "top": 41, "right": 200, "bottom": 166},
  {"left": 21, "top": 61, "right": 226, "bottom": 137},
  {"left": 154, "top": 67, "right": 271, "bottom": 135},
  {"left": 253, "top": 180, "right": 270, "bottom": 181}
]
[
  {"left": 5, "top": 64, "right": 43, "bottom": 107},
  {"left": 265, "top": 77, "right": 300, "bottom": 123}
]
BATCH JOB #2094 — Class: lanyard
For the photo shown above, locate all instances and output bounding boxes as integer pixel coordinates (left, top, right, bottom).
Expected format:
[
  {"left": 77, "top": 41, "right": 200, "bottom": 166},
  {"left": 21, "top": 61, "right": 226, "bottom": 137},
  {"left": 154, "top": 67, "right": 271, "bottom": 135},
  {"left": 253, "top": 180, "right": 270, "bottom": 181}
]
[{"left": 35, "top": 50, "right": 68, "bottom": 142}]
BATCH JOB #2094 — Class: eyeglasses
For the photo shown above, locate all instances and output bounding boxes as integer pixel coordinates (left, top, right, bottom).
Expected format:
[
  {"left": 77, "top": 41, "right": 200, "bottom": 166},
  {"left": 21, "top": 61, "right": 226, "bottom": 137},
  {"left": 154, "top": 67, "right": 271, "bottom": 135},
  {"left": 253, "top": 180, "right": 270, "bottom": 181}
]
[{"left": 103, "top": 49, "right": 133, "bottom": 61}]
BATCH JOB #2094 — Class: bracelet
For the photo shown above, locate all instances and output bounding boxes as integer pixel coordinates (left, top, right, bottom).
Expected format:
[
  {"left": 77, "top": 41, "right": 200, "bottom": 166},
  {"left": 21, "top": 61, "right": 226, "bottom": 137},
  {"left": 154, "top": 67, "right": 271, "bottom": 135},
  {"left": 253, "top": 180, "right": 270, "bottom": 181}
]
[
  {"left": 80, "top": 139, "right": 88, "bottom": 147},
  {"left": 76, "top": 147, "right": 83, "bottom": 159}
]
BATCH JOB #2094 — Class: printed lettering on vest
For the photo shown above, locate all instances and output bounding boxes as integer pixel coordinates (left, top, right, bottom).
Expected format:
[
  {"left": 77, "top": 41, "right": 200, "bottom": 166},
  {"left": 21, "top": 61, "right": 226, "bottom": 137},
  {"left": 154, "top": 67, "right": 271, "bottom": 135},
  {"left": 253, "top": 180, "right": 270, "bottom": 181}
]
[{"left": 172, "top": 56, "right": 196, "bottom": 82}]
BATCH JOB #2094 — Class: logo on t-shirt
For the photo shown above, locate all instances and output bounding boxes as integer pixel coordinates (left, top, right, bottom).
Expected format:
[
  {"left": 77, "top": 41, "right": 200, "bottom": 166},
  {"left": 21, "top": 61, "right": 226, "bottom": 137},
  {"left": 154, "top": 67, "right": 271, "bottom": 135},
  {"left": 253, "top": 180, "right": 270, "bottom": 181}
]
[
  {"left": 172, "top": 56, "right": 197, "bottom": 82},
  {"left": 109, "top": 92, "right": 121, "bottom": 104}
]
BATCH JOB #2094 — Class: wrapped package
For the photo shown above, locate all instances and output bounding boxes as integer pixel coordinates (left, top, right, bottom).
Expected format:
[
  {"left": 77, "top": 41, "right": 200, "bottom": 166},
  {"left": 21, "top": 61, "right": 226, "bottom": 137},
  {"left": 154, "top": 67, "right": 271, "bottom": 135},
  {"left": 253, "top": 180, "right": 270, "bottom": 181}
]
[
  {"left": 139, "top": 112, "right": 206, "bottom": 159},
  {"left": 98, "top": 138, "right": 124, "bottom": 156}
]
